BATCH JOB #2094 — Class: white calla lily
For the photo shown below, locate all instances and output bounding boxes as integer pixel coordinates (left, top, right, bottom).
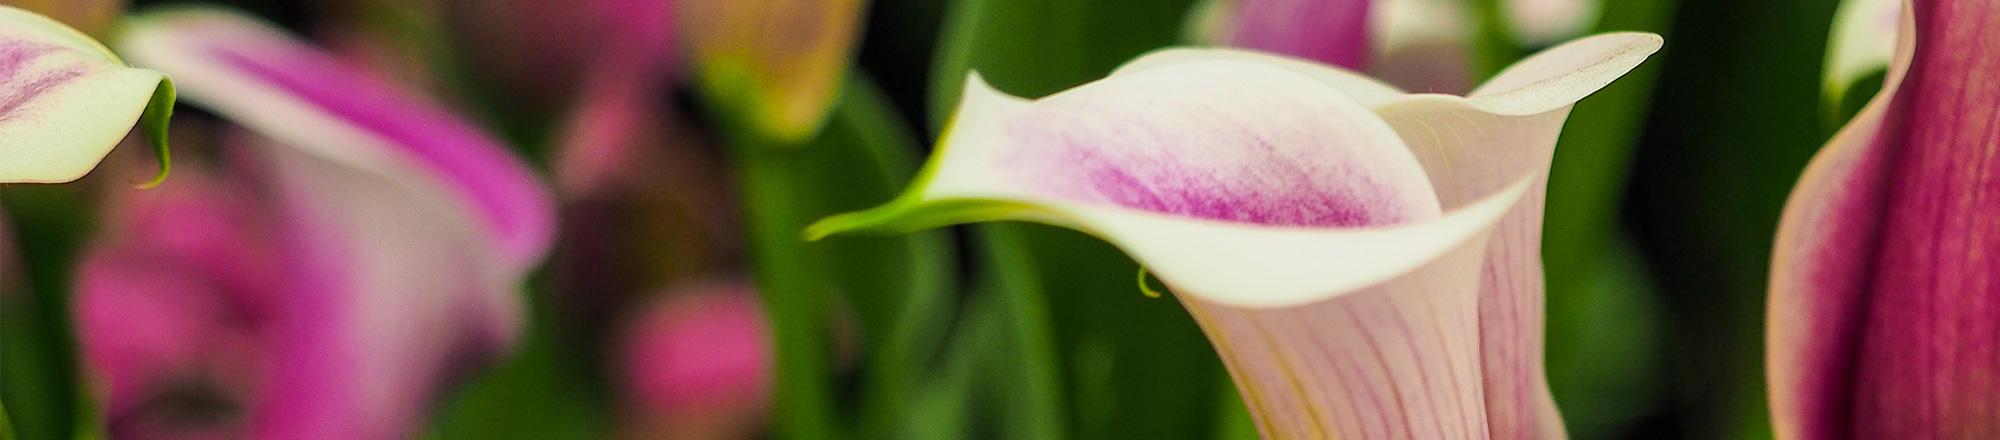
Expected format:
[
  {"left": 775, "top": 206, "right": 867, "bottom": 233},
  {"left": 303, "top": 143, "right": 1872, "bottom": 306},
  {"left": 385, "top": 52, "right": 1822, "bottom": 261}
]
[{"left": 816, "top": 33, "right": 1660, "bottom": 438}]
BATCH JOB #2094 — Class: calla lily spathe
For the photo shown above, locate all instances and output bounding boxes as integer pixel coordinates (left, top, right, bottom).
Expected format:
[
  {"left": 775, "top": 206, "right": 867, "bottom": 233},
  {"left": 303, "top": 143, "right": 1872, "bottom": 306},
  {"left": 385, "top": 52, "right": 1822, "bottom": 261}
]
[
  {"left": 75, "top": 8, "right": 554, "bottom": 438},
  {"left": 0, "top": 5, "right": 173, "bottom": 185},
  {"left": 1769, "top": 0, "right": 2000, "bottom": 438},
  {"left": 814, "top": 33, "right": 1660, "bottom": 438}
]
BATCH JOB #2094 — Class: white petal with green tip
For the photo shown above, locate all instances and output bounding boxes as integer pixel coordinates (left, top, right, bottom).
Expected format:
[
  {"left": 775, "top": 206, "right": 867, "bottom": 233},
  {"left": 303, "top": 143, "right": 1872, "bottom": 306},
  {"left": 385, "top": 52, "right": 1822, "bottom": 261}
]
[{"left": 0, "top": 6, "right": 173, "bottom": 185}]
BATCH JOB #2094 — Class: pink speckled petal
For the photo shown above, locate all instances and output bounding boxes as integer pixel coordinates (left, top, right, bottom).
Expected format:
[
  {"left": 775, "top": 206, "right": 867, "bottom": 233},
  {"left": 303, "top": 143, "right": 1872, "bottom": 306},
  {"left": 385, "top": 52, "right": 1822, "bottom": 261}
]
[
  {"left": 0, "top": 6, "right": 170, "bottom": 184},
  {"left": 1772, "top": 0, "right": 2000, "bottom": 437},
  {"left": 118, "top": 9, "right": 554, "bottom": 271}
]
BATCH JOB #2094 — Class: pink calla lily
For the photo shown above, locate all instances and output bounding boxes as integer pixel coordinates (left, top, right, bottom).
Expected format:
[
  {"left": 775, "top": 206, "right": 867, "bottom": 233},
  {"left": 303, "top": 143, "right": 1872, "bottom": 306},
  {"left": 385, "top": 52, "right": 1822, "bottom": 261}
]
[
  {"left": 814, "top": 33, "right": 1660, "bottom": 438},
  {"left": 0, "top": 5, "right": 173, "bottom": 185},
  {"left": 76, "top": 8, "right": 554, "bottom": 438},
  {"left": 1768, "top": 0, "right": 2000, "bottom": 437}
]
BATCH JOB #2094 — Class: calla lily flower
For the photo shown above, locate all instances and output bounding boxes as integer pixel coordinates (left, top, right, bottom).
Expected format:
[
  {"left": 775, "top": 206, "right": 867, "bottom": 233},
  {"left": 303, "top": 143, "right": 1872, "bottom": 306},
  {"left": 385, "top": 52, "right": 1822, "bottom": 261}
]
[
  {"left": 814, "top": 33, "right": 1660, "bottom": 438},
  {"left": 76, "top": 8, "right": 554, "bottom": 438},
  {"left": 679, "top": 0, "right": 865, "bottom": 141},
  {"left": 0, "top": 5, "right": 173, "bottom": 185},
  {"left": 1769, "top": 0, "right": 2000, "bottom": 437}
]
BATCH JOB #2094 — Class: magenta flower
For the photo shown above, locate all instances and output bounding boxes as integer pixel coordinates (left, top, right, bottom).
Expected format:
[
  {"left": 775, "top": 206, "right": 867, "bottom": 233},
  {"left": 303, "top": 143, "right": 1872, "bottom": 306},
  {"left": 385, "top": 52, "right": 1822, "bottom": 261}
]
[
  {"left": 815, "top": 34, "right": 1659, "bottom": 438},
  {"left": 0, "top": 6, "right": 173, "bottom": 185},
  {"left": 75, "top": 8, "right": 554, "bottom": 438},
  {"left": 618, "top": 281, "right": 772, "bottom": 439},
  {"left": 1768, "top": 0, "right": 2000, "bottom": 438}
]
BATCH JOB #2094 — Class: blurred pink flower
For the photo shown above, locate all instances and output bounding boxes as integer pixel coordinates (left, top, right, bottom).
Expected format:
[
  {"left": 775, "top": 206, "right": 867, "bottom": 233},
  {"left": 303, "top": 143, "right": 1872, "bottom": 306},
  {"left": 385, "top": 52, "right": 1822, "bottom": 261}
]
[
  {"left": 75, "top": 8, "right": 555, "bottom": 439},
  {"left": 619, "top": 281, "right": 772, "bottom": 439}
]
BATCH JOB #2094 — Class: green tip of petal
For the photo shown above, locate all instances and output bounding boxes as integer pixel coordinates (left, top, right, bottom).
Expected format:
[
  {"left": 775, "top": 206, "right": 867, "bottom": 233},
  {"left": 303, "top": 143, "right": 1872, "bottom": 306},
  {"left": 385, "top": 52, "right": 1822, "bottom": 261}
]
[
  {"left": 1137, "top": 267, "right": 1166, "bottom": 299},
  {"left": 805, "top": 197, "right": 1041, "bottom": 242},
  {"left": 134, "top": 78, "right": 176, "bottom": 189}
]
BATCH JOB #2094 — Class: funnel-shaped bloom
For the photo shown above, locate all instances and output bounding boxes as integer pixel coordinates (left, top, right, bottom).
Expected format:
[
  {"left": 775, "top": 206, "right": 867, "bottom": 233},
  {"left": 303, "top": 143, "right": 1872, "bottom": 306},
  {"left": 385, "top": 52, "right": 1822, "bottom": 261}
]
[
  {"left": 1769, "top": 0, "right": 2000, "bottom": 438},
  {"left": 814, "top": 33, "right": 1659, "bottom": 438},
  {"left": 75, "top": 8, "right": 554, "bottom": 438},
  {"left": 0, "top": 5, "right": 173, "bottom": 185},
  {"left": 679, "top": 0, "right": 865, "bottom": 141}
]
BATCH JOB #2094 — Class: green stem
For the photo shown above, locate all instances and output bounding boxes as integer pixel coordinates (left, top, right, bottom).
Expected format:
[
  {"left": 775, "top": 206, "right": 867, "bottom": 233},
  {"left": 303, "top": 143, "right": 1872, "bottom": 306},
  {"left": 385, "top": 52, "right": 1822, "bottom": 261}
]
[{"left": 731, "top": 140, "right": 846, "bottom": 440}]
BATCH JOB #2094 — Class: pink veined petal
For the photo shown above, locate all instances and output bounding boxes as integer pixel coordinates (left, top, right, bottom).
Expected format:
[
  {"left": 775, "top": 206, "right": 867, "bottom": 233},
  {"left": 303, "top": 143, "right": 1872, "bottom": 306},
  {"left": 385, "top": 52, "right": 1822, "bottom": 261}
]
[
  {"left": 1216, "top": 0, "right": 1374, "bottom": 69},
  {"left": 1186, "top": 223, "right": 1495, "bottom": 439},
  {"left": 1373, "top": 33, "right": 1661, "bottom": 440},
  {"left": 1767, "top": 3, "right": 1915, "bottom": 438},
  {"left": 118, "top": 9, "right": 555, "bottom": 271},
  {"left": 1851, "top": 0, "right": 2000, "bottom": 435},
  {"left": 1771, "top": 0, "right": 2000, "bottom": 437}
]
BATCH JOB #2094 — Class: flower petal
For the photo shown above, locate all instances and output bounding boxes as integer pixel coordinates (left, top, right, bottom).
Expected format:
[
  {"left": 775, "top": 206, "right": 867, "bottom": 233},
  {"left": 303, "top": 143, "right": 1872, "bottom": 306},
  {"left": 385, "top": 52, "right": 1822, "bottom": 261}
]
[
  {"left": 118, "top": 9, "right": 555, "bottom": 271},
  {"left": 1772, "top": 0, "right": 2000, "bottom": 437},
  {"left": 1362, "top": 32, "right": 1660, "bottom": 439},
  {"left": 253, "top": 129, "right": 519, "bottom": 438},
  {"left": 1824, "top": 0, "right": 1902, "bottom": 106},
  {"left": 0, "top": 6, "right": 172, "bottom": 184}
]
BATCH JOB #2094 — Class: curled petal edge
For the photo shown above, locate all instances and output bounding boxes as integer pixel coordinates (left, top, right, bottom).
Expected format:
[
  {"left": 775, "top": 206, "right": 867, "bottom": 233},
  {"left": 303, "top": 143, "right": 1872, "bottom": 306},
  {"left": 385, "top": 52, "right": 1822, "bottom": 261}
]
[{"left": 0, "top": 6, "right": 173, "bottom": 185}]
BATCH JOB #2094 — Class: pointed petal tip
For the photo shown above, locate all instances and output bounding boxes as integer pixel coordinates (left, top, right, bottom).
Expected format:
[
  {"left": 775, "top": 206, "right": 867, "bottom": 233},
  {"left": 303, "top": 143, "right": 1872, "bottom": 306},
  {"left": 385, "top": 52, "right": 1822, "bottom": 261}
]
[
  {"left": 1465, "top": 31, "right": 1664, "bottom": 116},
  {"left": 0, "top": 7, "right": 173, "bottom": 185}
]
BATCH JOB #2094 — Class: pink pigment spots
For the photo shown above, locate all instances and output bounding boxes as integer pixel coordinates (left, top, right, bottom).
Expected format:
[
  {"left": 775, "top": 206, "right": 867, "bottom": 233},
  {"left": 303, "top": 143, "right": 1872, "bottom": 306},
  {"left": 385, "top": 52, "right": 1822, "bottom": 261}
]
[
  {"left": 998, "top": 65, "right": 1437, "bottom": 228},
  {"left": 0, "top": 38, "right": 88, "bottom": 121}
]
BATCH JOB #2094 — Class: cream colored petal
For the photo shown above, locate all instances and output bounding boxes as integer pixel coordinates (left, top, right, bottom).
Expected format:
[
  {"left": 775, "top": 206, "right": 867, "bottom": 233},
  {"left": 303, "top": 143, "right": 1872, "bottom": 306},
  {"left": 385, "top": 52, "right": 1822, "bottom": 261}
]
[
  {"left": 0, "top": 6, "right": 171, "bottom": 184},
  {"left": 1824, "top": 0, "right": 1901, "bottom": 105}
]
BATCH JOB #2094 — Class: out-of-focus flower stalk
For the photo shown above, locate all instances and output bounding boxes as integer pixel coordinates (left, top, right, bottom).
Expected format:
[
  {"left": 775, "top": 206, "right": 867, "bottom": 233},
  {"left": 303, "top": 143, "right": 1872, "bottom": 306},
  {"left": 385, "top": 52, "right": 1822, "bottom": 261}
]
[
  {"left": 1769, "top": 0, "right": 2000, "bottom": 438},
  {"left": 74, "top": 8, "right": 555, "bottom": 438}
]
